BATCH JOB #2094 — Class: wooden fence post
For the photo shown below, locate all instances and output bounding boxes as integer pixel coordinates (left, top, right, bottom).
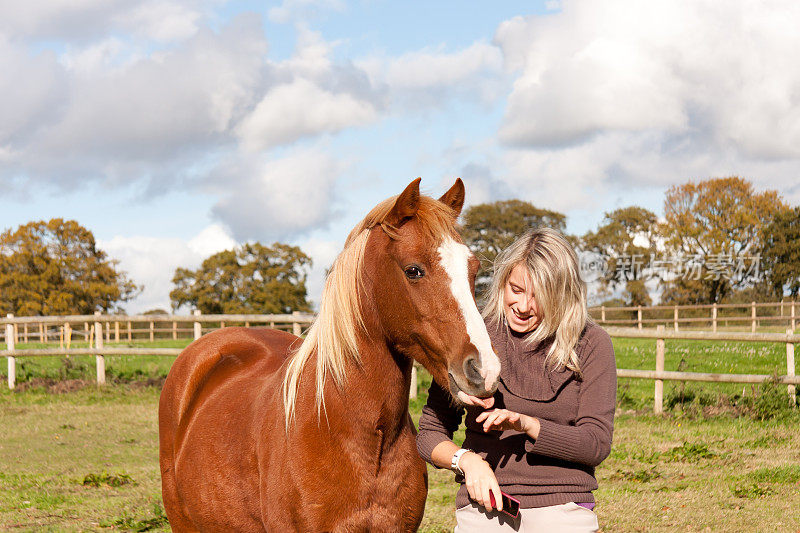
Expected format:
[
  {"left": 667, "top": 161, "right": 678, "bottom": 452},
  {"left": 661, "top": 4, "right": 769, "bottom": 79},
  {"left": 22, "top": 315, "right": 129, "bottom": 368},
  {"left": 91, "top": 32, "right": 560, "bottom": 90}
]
[
  {"left": 23, "top": 323, "right": 28, "bottom": 344},
  {"left": 654, "top": 325, "right": 665, "bottom": 414},
  {"left": 788, "top": 328, "right": 796, "bottom": 407},
  {"left": 601, "top": 305, "right": 606, "bottom": 323},
  {"left": 115, "top": 321, "right": 120, "bottom": 343},
  {"left": 193, "top": 310, "right": 202, "bottom": 340},
  {"left": 106, "top": 322, "right": 110, "bottom": 342},
  {"left": 39, "top": 322, "right": 45, "bottom": 343},
  {"left": 673, "top": 306, "right": 679, "bottom": 332},
  {"left": 637, "top": 306, "right": 643, "bottom": 330},
  {"left": 65, "top": 322, "right": 71, "bottom": 350},
  {"left": 94, "top": 312, "right": 106, "bottom": 385},
  {"left": 6, "top": 314, "right": 15, "bottom": 390},
  {"left": 127, "top": 321, "right": 132, "bottom": 341},
  {"left": 292, "top": 311, "right": 302, "bottom": 336},
  {"left": 150, "top": 321, "right": 154, "bottom": 342},
  {"left": 173, "top": 321, "right": 177, "bottom": 340},
  {"left": 410, "top": 364, "right": 418, "bottom": 400},
  {"left": 712, "top": 303, "right": 718, "bottom": 333},
  {"left": 751, "top": 302, "right": 756, "bottom": 333}
]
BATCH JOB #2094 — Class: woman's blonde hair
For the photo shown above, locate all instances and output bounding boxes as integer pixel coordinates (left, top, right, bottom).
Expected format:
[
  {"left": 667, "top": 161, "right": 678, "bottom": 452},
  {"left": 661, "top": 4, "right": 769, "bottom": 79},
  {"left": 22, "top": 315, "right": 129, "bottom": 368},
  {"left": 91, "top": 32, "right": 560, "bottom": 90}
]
[{"left": 482, "top": 227, "right": 591, "bottom": 373}]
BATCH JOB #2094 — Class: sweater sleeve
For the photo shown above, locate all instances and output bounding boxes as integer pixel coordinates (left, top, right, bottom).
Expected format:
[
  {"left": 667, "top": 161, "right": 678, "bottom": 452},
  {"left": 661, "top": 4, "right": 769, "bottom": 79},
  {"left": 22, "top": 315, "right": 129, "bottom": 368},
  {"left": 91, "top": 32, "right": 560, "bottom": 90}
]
[
  {"left": 525, "top": 328, "right": 617, "bottom": 466},
  {"left": 416, "top": 380, "right": 465, "bottom": 465}
]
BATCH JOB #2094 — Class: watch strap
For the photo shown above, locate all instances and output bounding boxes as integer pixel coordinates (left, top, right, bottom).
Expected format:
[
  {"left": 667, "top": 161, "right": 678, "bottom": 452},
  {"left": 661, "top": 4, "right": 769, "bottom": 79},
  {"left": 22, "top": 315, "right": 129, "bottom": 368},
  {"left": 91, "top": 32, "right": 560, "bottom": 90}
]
[{"left": 451, "top": 448, "right": 471, "bottom": 475}]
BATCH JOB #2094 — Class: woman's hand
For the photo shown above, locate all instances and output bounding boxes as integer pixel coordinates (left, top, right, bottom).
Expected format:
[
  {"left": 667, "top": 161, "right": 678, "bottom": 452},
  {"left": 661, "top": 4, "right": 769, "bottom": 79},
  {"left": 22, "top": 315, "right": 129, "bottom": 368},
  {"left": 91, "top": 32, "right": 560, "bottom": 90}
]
[
  {"left": 456, "top": 391, "right": 495, "bottom": 409},
  {"left": 475, "top": 409, "right": 541, "bottom": 439},
  {"left": 459, "top": 451, "right": 503, "bottom": 512}
]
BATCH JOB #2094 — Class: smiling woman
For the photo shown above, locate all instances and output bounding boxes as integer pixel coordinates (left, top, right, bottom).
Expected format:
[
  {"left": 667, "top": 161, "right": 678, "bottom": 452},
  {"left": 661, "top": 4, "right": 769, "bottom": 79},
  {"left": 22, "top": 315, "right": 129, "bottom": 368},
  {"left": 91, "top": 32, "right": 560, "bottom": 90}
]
[{"left": 417, "top": 227, "right": 617, "bottom": 532}]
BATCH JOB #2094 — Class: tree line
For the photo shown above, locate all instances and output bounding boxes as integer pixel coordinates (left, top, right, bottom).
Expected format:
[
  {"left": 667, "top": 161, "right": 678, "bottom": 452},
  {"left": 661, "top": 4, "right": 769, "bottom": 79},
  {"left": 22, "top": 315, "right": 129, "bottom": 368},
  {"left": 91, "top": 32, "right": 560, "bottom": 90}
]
[{"left": 1, "top": 176, "right": 798, "bottom": 317}]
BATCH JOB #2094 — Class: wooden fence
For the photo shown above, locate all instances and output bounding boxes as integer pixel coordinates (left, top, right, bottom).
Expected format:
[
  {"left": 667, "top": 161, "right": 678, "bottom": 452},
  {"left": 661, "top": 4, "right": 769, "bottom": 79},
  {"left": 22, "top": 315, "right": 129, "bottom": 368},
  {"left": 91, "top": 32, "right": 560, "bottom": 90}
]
[
  {"left": 609, "top": 325, "right": 799, "bottom": 413},
  {"left": 1, "top": 311, "right": 314, "bottom": 390},
  {"left": 590, "top": 300, "right": 798, "bottom": 332},
  {"left": 3, "top": 314, "right": 798, "bottom": 413}
]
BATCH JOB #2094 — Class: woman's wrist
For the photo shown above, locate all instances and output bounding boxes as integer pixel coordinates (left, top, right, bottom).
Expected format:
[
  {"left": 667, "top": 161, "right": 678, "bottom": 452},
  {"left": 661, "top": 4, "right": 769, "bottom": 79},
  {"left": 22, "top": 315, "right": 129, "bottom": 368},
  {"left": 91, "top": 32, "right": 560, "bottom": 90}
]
[
  {"left": 458, "top": 450, "right": 484, "bottom": 473},
  {"left": 523, "top": 415, "right": 541, "bottom": 440}
]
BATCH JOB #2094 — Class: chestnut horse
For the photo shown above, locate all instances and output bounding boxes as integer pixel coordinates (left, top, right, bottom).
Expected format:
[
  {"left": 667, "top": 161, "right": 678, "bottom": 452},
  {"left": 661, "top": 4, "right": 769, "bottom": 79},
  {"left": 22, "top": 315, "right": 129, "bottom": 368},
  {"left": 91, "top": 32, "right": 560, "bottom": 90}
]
[{"left": 159, "top": 178, "right": 500, "bottom": 531}]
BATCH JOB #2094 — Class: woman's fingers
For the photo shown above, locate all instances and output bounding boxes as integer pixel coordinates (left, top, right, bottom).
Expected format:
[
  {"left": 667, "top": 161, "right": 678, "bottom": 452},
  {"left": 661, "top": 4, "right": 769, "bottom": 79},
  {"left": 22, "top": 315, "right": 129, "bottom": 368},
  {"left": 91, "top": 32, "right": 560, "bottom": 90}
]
[
  {"left": 456, "top": 391, "right": 495, "bottom": 409},
  {"left": 489, "top": 483, "right": 503, "bottom": 513},
  {"left": 480, "top": 481, "right": 493, "bottom": 511},
  {"left": 476, "top": 409, "right": 525, "bottom": 432}
]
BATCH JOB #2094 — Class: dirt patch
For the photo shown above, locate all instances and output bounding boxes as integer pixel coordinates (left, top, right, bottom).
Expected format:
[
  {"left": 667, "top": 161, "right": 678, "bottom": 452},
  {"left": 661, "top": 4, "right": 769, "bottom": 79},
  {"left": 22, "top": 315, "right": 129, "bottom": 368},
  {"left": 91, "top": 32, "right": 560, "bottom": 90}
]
[
  {"left": 122, "top": 376, "right": 165, "bottom": 389},
  {"left": 13, "top": 376, "right": 165, "bottom": 393},
  {"left": 15, "top": 378, "right": 92, "bottom": 393}
]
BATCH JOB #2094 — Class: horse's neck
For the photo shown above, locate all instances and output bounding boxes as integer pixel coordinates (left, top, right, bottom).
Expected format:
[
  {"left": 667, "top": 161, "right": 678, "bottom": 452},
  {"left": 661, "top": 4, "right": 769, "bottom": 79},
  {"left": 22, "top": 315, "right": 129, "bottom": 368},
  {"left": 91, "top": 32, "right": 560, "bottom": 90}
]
[{"left": 340, "top": 335, "right": 413, "bottom": 433}]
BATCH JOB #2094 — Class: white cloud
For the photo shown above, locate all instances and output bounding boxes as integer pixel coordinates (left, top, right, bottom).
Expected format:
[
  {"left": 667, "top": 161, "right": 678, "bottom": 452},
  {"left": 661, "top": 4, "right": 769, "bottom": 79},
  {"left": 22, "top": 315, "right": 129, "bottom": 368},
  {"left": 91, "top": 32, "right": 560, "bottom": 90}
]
[
  {"left": 187, "top": 223, "right": 238, "bottom": 258},
  {"left": 380, "top": 42, "right": 502, "bottom": 91},
  {"left": 484, "top": 0, "right": 800, "bottom": 214},
  {"left": 0, "top": 38, "right": 66, "bottom": 146},
  {"left": 99, "top": 223, "right": 237, "bottom": 313},
  {"left": 267, "top": 0, "right": 345, "bottom": 25},
  {"left": 495, "top": 0, "right": 800, "bottom": 158},
  {"left": 237, "top": 77, "right": 377, "bottom": 151},
  {"left": 0, "top": 0, "right": 209, "bottom": 44},
  {"left": 358, "top": 41, "right": 505, "bottom": 108},
  {"left": 0, "top": 15, "right": 270, "bottom": 191},
  {"left": 209, "top": 147, "right": 344, "bottom": 241},
  {"left": 0, "top": 14, "right": 384, "bottom": 205}
]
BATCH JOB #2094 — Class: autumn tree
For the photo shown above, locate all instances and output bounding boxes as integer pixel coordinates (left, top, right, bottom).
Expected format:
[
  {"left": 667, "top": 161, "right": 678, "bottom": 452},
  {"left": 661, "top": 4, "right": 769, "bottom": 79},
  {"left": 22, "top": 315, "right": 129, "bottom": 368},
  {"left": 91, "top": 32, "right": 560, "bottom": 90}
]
[
  {"left": 581, "top": 206, "right": 661, "bottom": 306},
  {"left": 460, "top": 200, "right": 568, "bottom": 299},
  {"left": 761, "top": 205, "right": 800, "bottom": 298},
  {"left": 170, "top": 242, "right": 312, "bottom": 314},
  {"left": 0, "top": 219, "right": 140, "bottom": 316},
  {"left": 660, "top": 176, "right": 786, "bottom": 304}
]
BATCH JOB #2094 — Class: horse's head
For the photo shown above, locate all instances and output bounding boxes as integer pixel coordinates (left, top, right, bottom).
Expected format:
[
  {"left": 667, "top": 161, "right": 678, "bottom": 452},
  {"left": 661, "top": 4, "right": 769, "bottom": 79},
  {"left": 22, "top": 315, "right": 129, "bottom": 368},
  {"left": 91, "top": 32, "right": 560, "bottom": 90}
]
[{"left": 361, "top": 178, "right": 501, "bottom": 401}]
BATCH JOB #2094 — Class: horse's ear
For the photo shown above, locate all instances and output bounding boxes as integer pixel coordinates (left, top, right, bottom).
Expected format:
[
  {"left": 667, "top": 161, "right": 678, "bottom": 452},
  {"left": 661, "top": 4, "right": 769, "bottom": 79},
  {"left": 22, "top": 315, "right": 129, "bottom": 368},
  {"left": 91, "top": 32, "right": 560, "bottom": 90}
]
[
  {"left": 386, "top": 178, "right": 421, "bottom": 227},
  {"left": 438, "top": 178, "right": 465, "bottom": 218}
]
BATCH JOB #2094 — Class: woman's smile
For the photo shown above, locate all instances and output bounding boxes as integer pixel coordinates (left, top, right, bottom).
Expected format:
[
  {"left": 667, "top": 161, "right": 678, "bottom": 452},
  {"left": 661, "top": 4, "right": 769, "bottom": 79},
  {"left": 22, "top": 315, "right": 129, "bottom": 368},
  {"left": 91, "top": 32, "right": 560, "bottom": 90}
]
[{"left": 503, "top": 263, "right": 541, "bottom": 333}]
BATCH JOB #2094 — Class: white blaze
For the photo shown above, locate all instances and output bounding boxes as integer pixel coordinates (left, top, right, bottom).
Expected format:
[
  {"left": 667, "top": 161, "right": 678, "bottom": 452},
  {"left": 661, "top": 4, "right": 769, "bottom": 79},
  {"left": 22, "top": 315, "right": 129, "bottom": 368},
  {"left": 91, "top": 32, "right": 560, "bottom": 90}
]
[{"left": 437, "top": 237, "right": 501, "bottom": 390}]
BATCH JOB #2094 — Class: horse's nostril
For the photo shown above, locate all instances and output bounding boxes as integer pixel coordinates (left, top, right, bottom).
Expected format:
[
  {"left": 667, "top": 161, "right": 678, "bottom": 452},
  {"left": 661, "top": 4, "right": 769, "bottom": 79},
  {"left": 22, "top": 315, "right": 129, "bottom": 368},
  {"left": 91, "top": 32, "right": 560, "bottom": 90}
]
[{"left": 464, "top": 357, "right": 482, "bottom": 385}]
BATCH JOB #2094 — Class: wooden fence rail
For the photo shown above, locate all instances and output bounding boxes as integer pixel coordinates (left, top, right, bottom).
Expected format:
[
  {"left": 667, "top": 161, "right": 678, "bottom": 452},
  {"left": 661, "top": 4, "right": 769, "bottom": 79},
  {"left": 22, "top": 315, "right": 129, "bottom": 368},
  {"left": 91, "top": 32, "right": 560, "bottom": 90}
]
[
  {"left": 590, "top": 300, "right": 797, "bottom": 332},
  {"left": 3, "top": 315, "right": 798, "bottom": 411}
]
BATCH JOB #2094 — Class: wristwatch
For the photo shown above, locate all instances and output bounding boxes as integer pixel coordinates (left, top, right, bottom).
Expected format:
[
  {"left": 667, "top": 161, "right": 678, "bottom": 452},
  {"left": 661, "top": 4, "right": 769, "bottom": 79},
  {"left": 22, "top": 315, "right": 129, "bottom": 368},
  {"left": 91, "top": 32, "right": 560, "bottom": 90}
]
[{"left": 451, "top": 448, "right": 471, "bottom": 475}]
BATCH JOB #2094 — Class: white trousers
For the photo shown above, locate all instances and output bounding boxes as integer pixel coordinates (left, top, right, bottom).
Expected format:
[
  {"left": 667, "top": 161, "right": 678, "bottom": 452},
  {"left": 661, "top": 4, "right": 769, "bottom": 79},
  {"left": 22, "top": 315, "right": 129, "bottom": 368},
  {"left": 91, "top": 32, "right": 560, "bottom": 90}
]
[{"left": 454, "top": 501, "right": 599, "bottom": 533}]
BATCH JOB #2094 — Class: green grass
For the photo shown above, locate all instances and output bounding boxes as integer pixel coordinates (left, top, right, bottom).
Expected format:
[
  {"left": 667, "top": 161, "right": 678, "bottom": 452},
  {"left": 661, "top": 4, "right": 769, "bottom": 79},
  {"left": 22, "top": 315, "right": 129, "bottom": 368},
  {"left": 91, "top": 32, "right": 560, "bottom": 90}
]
[{"left": 1, "top": 337, "right": 799, "bottom": 531}]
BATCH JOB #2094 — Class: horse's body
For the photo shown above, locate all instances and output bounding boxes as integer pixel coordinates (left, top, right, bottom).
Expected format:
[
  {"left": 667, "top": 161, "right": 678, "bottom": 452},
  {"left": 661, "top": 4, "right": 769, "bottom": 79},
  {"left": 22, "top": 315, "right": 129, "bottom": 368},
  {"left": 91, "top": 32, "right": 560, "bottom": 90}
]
[{"left": 159, "top": 179, "right": 500, "bottom": 531}]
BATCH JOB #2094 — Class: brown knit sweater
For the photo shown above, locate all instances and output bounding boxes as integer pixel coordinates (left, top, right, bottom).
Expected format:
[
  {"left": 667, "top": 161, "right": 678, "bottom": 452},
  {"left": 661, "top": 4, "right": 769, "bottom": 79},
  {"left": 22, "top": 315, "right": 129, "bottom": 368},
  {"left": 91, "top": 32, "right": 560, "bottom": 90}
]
[{"left": 416, "top": 318, "right": 617, "bottom": 509}]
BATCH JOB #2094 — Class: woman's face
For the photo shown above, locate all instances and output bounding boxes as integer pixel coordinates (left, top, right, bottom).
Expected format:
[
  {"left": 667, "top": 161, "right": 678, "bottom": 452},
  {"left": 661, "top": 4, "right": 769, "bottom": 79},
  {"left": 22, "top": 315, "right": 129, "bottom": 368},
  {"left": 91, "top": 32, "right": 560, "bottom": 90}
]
[{"left": 503, "top": 263, "right": 541, "bottom": 333}]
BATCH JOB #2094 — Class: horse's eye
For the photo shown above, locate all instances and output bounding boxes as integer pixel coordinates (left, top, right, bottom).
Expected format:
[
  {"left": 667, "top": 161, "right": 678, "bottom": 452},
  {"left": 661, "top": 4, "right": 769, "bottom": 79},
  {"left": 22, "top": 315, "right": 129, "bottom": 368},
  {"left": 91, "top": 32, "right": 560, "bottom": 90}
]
[{"left": 404, "top": 265, "right": 425, "bottom": 280}]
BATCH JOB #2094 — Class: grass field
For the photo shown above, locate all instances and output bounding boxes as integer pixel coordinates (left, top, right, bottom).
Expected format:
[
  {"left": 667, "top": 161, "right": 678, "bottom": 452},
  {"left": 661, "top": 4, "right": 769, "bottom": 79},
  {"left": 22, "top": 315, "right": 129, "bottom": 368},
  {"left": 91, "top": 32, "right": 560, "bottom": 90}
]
[{"left": 1, "top": 337, "right": 799, "bottom": 531}]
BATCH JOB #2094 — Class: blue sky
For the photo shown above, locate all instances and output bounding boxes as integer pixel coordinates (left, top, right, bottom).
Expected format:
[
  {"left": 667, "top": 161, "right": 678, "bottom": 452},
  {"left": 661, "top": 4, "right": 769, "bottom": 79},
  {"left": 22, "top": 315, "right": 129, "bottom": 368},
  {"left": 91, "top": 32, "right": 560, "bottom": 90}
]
[{"left": 1, "top": 0, "right": 799, "bottom": 312}]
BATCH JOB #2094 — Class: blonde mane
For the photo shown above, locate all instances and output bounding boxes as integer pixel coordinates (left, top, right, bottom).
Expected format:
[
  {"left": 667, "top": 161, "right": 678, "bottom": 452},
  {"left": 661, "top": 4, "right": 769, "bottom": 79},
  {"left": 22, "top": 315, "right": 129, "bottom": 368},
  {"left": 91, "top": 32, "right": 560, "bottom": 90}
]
[{"left": 282, "top": 194, "right": 458, "bottom": 428}]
